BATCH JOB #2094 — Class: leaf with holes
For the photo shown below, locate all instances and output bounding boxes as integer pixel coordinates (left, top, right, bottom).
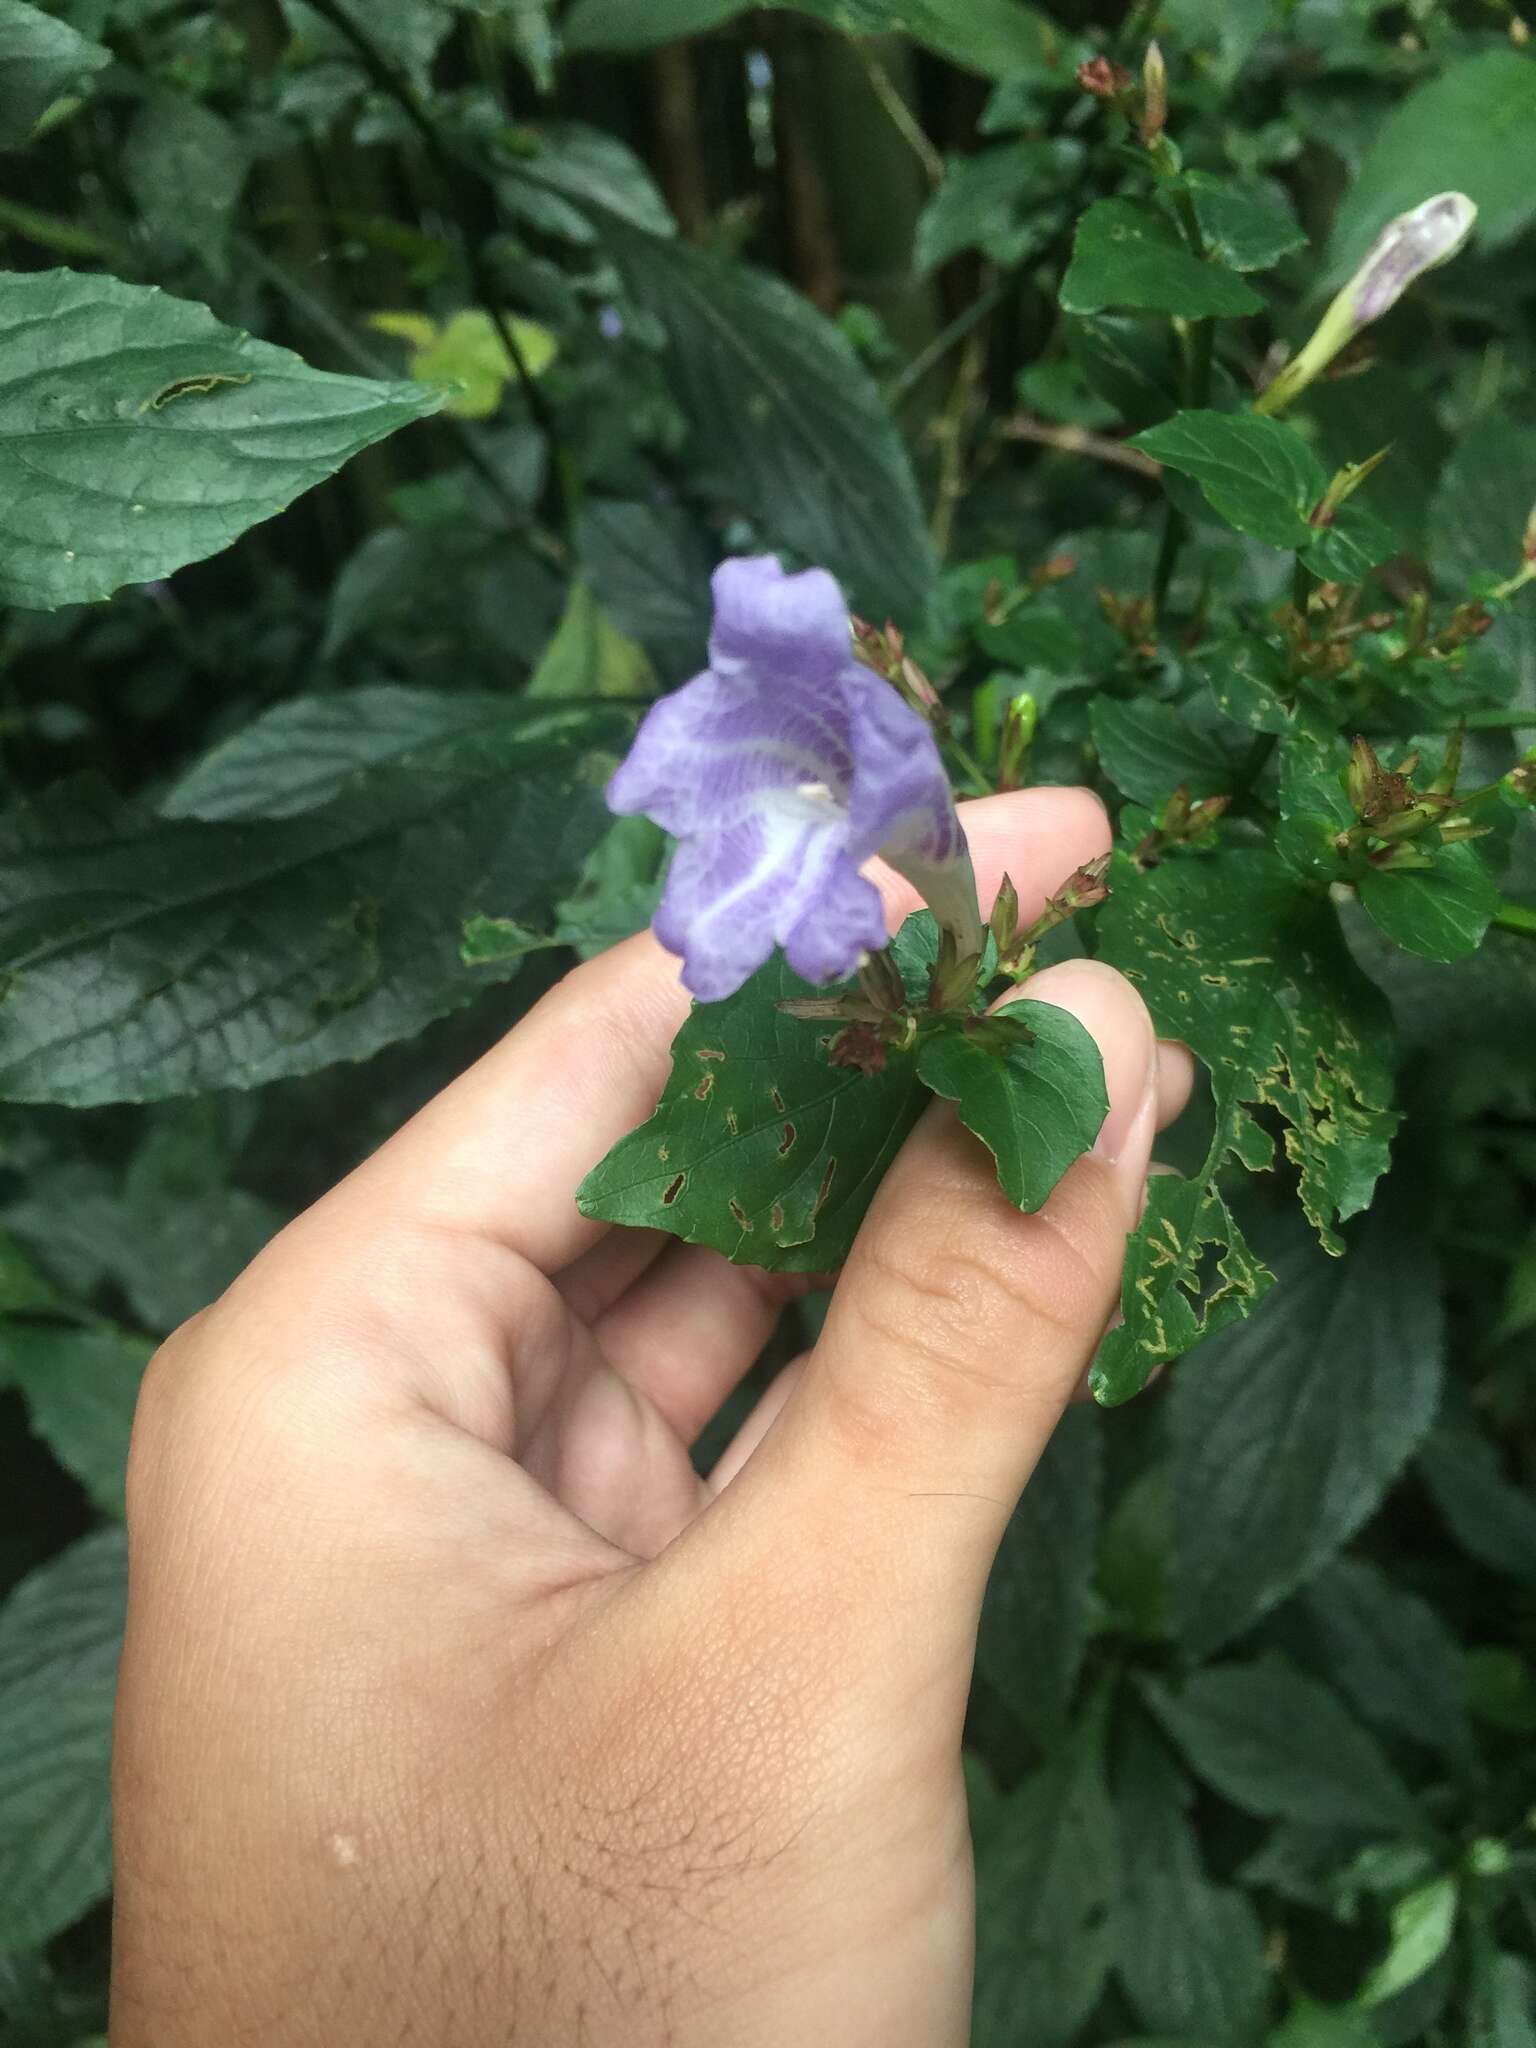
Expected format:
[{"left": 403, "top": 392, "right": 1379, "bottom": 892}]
[
  {"left": 1093, "top": 849, "right": 1399, "bottom": 1399},
  {"left": 577, "top": 915, "right": 938, "bottom": 1269}
]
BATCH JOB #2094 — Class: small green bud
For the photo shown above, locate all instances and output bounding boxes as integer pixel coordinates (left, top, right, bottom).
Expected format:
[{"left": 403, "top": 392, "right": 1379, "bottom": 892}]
[{"left": 998, "top": 692, "right": 1039, "bottom": 793}]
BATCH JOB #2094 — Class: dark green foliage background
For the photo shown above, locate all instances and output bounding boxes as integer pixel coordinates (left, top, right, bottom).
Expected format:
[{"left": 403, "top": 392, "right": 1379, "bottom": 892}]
[{"left": 0, "top": 1, "right": 1534, "bottom": 2042}]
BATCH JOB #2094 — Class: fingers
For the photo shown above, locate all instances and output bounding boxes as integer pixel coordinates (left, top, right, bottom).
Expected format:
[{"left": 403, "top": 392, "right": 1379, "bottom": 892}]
[
  {"left": 681, "top": 958, "right": 1162, "bottom": 1692},
  {"left": 303, "top": 787, "right": 1114, "bottom": 1278}
]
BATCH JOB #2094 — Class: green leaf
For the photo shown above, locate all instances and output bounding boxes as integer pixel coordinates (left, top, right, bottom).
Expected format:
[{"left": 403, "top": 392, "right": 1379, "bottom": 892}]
[
  {"left": 499, "top": 119, "right": 676, "bottom": 241},
  {"left": 1428, "top": 416, "right": 1536, "bottom": 707},
  {"left": 1358, "top": 844, "right": 1500, "bottom": 962},
  {"left": 976, "top": 1408, "right": 1101, "bottom": 1740},
  {"left": 1113, "top": 1716, "right": 1268, "bottom": 2046},
  {"left": 1464, "top": 1648, "right": 1536, "bottom": 1737},
  {"left": 1326, "top": 52, "right": 1536, "bottom": 282},
  {"left": 1060, "top": 200, "right": 1263, "bottom": 320},
  {"left": 1355, "top": 1877, "right": 1459, "bottom": 2009},
  {"left": 3, "top": 1102, "right": 286, "bottom": 1332},
  {"left": 1129, "top": 411, "right": 1326, "bottom": 551},
  {"left": 0, "top": 707, "right": 624, "bottom": 1105},
  {"left": 1419, "top": 1423, "right": 1536, "bottom": 1589},
  {"left": 0, "top": 1530, "right": 125, "bottom": 1949},
  {"left": 1146, "top": 1656, "right": 1421, "bottom": 1835},
  {"left": 526, "top": 577, "right": 655, "bottom": 699},
  {"left": 914, "top": 139, "right": 1082, "bottom": 275},
  {"left": 122, "top": 96, "right": 248, "bottom": 273},
  {"left": 1168, "top": 1202, "right": 1443, "bottom": 1658},
  {"left": 1303, "top": 502, "right": 1400, "bottom": 584},
  {"left": 1067, "top": 314, "right": 1182, "bottom": 431},
  {"left": 2, "top": 1324, "right": 151, "bottom": 1516},
  {"left": 972, "top": 1706, "right": 1118, "bottom": 2048},
  {"left": 0, "top": 269, "right": 443, "bottom": 611},
  {"left": 605, "top": 225, "right": 934, "bottom": 624},
  {"left": 577, "top": 497, "right": 711, "bottom": 682},
  {"left": 975, "top": 605, "right": 1082, "bottom": 674},
  {"left": 1289, "top": 1558, "right": 1473, "bottom": 1771},
  {"left": 914, "top": 1001, "right": 1107, "bottom": 1213},
  {"left": 1090, "top": 699, "right": 1232, "bottom": 808},
  {"left": 577, "top": 914, "right": 937, "bottom": 1270},
  {"left": 161, "top": 686, "right": 534, "bottom": 821},
  {"left": 1184, "top": 171, "right": 1307, "bottom": 274},
  {"left": 1097, "top": 1464, "right": 1171, "bottom": 1642},
  {"left": 1093, "top": 850, "right": 1399, "bottom": 1398},
  {"left": 0, "top": 0, "right": 108, "bottom": 148},
  {"left": 376, "top": 306, "right": 557, "bottom": 418},
  {"left": 561, "top": 0, "right": 1057, "bottom": 80},
  {"left": 1471, "top": 1954, "right": 1536, "bottom": 2048},
  {"left": 1267, "top": 1999, "right": 1381, "bottom": 2048},
  {"left": 559, "top": 0, "right": 740, "bottom": 46}
]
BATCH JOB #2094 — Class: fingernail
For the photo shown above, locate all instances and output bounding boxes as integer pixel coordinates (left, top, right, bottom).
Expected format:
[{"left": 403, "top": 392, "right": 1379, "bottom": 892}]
[{"left": 1094, "top": 1028, "right": 1159, "bottom": 1170}]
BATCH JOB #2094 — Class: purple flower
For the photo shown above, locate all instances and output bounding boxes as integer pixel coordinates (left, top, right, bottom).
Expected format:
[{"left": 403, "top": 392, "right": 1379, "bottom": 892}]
[{"left": 608, "top": 556, "right": 979, "bottom": 1002}]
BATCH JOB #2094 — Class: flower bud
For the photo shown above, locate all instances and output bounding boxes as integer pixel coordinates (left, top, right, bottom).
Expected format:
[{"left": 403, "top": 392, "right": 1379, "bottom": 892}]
[
  {"left": 998, "top": 692, "right": 1038, "bottom": 793},
  {"left": 1350, "top": 192, "right": 1477, "bottom": 324},
  {"left": 1255, "top": 192, "right": 1477, "bottom": 417},
  {"left": 990, "top": 871, "right": 1020, "bottom": 953},
  {"left": 1139, "top": 41, "right": 1168, "bottom": 146}
]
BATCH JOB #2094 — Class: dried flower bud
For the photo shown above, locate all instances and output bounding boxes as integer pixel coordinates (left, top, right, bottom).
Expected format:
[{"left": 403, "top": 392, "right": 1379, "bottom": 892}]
[
  {"left": 1139, "top": 40, "right": 1168, "bottom": 146},
  {"left": 1031, "top": 551, "right": 1078, "bottom": 588},
  {"left": 1523, "top": 503, "right": 1536, "bottom": 563},
  {"left": 1077, "top": 54, "right": 1132, "bottom": 98},
  {"left": 1256, "top": 193, "right": 1477, "bottom": 417}
]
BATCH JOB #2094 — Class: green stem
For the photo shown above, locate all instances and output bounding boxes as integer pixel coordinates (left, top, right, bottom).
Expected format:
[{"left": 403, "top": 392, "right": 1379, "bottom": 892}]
[
  {"left": 1151, "top": 500, "right": 1188, "bottom": 617},
  {"left": 944, "top": 732, "right": 992, "bottom": 798},
  {"left": 298, "top": 0, "right": 572, "bottom": 530},
  {"left": 242, "top": 239, "right": 560, "bottom": 559},
  {"left": 892, "top": 280, "right": 1006, "bottom": 409},
  {"left": 1491, "top": 558, "right": 1536, "bottom": 603},
  {"left": 1492, "top": 901, "right": 1536, "bottom": 938}
]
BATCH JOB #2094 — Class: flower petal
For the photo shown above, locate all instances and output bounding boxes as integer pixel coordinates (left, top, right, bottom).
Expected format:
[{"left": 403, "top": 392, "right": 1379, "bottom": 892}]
[
  {"left": 608, "top": 668, "right": 856, "bottom": 838},
  {"left": 709, "top": 556, "right": 854, "bottom": 685},
  {"left": 653, "top": 792, "right": 863, "bottom": 1001},
  {"left": 781, "top": 857, "right": 886, "bottom": 986},
  {"left": 839, "top": 671, "right": 965, "bottom": 866}
]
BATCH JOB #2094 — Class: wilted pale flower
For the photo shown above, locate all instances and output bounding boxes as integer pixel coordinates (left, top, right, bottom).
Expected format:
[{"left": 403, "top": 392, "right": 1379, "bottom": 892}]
[
  {"left": 608, "top": 555, "right": 980, "bottom": 1002},
  {"left": 1255, "top": 192, "right": 1477, "bottom": 417}
]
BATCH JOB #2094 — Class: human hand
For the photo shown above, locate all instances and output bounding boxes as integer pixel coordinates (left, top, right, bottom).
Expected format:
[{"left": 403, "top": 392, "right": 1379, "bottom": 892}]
[{"left": 110, "top": 786, "right": 1190, "bottom": 2048}]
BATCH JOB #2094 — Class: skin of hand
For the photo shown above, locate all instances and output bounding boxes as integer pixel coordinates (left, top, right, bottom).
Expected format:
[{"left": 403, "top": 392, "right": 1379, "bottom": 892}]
[{"left": 110, "top": 787, "right": 1192, "bottom": 2048}]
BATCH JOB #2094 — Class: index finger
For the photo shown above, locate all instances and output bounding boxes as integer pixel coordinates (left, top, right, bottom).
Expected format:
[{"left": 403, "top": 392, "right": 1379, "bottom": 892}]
[{"left": 325, "top": 786, "right": 1111, "bottom": 1273}]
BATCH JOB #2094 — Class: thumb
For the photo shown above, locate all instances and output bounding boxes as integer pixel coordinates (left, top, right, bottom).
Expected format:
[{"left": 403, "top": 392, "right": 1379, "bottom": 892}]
[{"left": 716, "top": 958, "right": 1161, "bottom": 1651}]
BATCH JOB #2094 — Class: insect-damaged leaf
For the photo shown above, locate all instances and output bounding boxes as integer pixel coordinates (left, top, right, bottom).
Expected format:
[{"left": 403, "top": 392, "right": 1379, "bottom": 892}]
[
  {"left": 577, "top": 916, "right": 939, "bottom": 1269},
  {"left": 0, "top": 268, "right": 442, "bottom": 609},
  {"left": 1093, "top": 850, "right": 1398, "bottom": 1400}
]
